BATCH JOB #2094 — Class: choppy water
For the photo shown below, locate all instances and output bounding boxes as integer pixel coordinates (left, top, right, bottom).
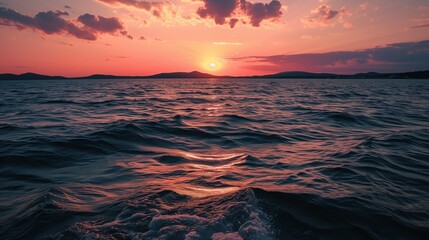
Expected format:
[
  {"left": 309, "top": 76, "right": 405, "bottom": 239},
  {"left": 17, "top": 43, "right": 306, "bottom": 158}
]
[{"left": 0, "top": 78, "right": 428, "bottom": 240}]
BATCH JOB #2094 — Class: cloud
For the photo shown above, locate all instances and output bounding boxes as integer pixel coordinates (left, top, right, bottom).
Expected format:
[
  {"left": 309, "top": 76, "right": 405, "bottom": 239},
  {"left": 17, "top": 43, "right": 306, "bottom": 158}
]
[
  {"left": 58, "top": 41, "right": 74, "bottom": 47},
  {"left": 77, "top": 14, "right": 133, "bottom": 39},
  {"left": 95, "top": 0, "right": 175, "bottom": 19},
  {"left": 0, "top": 7, "right": 132, "bottom": 40},
  {"left": 228, "top": 40, "right": 429, "bottom": 74},
  {"left": 410, "top": 18, "right": 429, "bottom": 29},
  {"left": 213, "top": 41, "right": 243, "bottom": 45},
  {"left": 302, "top": 4, "right": 351, "bottom": 28},
  {"left": 240, "top": 0, "right": 283, "bottom": 27},
  {"left": 197, "top": 0, "right": 237, "bottom": 25},
  {"left": 64, "top": 5, "right": 72, "bottom": 9},
  {"left": 359, "top": 2, "right": 368, "bottom": 11},
  {"left": 0, "top": 7, "right": 96, "bottom": 40},
  {"left": 197, "top": 0, "right": 283, "bottom": 28},
  {"left": 94, "top": 0, "right": 283, "bottom": 28},
  {"left": 411, "top": 23, "right": 429, "bottom": 29},
  {"left": 78, "top": 14, "right": 122, "bottom": 33},
  {"left": 409, "top": 6, "right": 429, "bottom": 29},
  {"left": 229, "top": 18, "right": 239, "bottom": 28}
]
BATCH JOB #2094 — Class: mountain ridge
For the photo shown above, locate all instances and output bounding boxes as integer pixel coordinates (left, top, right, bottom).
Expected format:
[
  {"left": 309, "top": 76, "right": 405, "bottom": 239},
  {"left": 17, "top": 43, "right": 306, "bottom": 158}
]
[{"left": 1, "top": 70, "right": 428, "bottom": 80}]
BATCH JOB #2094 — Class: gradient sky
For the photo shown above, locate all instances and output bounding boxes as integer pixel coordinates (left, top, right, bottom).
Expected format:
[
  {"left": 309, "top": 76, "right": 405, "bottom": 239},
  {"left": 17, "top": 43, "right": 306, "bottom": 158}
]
[{"left": 1, "top": 0, "right": 428, "bottom": 76}]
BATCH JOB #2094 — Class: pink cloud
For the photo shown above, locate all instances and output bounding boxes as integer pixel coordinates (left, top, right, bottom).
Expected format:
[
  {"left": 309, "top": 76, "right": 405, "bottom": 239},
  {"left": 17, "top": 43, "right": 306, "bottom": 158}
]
[{"left": 302, "top": 4, "right": 351, "bottom": 28}]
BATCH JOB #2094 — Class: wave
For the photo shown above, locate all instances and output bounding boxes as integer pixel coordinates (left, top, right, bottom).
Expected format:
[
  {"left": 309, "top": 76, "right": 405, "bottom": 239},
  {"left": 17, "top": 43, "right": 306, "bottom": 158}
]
[
  {"left": 41, "top": 100, "right": 79, "bottom": 105},
  {"left": 1, "top": 78, "right": 429, "bottom": 239},
  {"left": 2, "top": 187, "right": 427, "bottom": 239}
]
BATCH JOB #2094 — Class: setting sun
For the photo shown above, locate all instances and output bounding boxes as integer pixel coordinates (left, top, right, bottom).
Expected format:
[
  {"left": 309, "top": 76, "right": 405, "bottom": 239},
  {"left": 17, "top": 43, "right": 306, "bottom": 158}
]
[
  {"left": 202, "top": 59, "right": 223, "bottom": 72},
  {"left": 209, "top": 62, "right": 217, "bottom": 69}
]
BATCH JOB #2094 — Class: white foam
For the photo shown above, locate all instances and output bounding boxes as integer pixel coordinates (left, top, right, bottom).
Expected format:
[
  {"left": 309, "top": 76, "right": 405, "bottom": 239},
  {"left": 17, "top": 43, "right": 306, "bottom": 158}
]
[{"left": 138, "top": 190, "right": 273, "bottom": 240}]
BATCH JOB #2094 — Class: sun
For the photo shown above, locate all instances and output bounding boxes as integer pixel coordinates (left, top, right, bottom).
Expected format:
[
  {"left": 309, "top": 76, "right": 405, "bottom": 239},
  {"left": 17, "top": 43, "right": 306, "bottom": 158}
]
[
  {"left": 209, "top": 62, "right": 217, "bottom": 69},
  {"left": 202, "top": 58, "right": 223, "bottom": 72}
]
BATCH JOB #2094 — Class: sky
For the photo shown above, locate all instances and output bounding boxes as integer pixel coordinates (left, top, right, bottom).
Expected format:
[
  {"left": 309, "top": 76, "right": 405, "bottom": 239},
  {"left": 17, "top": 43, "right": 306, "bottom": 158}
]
[{"left": 0, "top": 0, "right": 428, "bottom": 76}]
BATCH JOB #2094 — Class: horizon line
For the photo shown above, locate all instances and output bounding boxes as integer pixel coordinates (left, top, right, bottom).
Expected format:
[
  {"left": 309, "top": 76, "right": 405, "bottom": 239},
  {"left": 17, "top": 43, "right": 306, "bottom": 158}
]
[{"left": 1, "top": 69, "right": 429, "bottom": 80}]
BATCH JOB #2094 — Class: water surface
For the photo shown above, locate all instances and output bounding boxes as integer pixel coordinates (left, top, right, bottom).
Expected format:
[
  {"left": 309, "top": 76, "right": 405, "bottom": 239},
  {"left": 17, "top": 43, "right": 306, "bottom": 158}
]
[{"left": 0, "top": 78, "right": 428, "bottom": 239}]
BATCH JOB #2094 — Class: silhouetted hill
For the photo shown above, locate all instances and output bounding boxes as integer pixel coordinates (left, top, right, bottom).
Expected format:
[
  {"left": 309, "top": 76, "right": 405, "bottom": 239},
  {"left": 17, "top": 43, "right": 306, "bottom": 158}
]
[
  {"left": 259, "top": 71, "right": 429, "bottom": 79},
  {"left": 349, "top": 71, "right": 429, "bottom": 79},
  {"left": 260, "top": 71, "right": 339, "bottom": 79},
  {"left": 1, "top": 70, "right": 428, "bottom": 80},
  {"left": 0, "top": 73, "right": 66, "bottom": 80},
  {"left": 146, "top": 71, "right": 218, "bottom": 78},
  {"left": 80, "top": 74, "right": 141, "bottom": 79},
  {"left": 83, "top": 74, "right": 122, "bottom": 79}
]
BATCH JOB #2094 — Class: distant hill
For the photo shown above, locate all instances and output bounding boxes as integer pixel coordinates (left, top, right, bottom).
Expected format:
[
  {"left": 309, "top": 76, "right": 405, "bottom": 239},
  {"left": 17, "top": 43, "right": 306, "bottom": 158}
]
[
  {"left": 1, "top": 70, "right": 428, "bottom": 80},
  {"left": 260, "top": 71, "right": 339, "bottom": 79},
  {"left": 146, "top": 71, "right": 220, "bottom": 78},
  {"left": 80, "top": 74, "right": 133, "bottom": 79},
  {"left": 0, "top": 73, "right": 66, "bottom": 80},
  {"left": 259, "top": 71, "right": 429, "bottom": 79},
  {"left": 348, "top": 71, "right": 429, "bottom": 79}
]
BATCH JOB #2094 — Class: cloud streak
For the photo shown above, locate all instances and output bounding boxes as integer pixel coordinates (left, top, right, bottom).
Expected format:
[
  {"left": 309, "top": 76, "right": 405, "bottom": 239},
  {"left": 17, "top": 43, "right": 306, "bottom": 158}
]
[
  {"left": 410, "top": 18, "right": 429, "bottom": 29},
  {"left": 229, "top": 40, "right": 429, "bottom": 74},
  {"left": 0, "top": 7, "right": 131, "bottom": 40}
]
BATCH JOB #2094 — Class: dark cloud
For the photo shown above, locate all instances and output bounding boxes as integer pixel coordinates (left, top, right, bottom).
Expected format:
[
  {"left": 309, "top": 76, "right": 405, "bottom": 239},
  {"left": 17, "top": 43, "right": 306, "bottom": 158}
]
[
  {"left": 240, "top": 0, "right": 282, "bottom": 27},
  {"left": 197, "top": 0, "right": 283, "bottom": 28},
  {"left": 96, "top": 0, "right": 173, "bottom": 18},
  {"left": 0, "top": 7, "right": 96, "bottom": 40},
  {"left": 229, "top": 18, "right": 239, "bottom": 28},
  {"left": 34, "top": 11, "right": 72, "bottom": 34},
  {"left": 64, "top": 5, "right": 72, "bottom": 9},
  {"left": 78, "top": 14, "right": 123, "bottom": 33},
  {"left": 197, "top": 0, "right": 237, "bottom": 25},
  {"left": 0, "top": 7, "right": 132, "bottom": 41},
  {"left": 229, "top": 40, "right": 429, "bottom": 74},
  {"left": 0, "top": 7, "right": 33, "bottom": 29}
]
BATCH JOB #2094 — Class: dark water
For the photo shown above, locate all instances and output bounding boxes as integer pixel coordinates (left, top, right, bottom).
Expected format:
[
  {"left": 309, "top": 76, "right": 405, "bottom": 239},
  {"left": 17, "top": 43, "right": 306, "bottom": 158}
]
[{"left": 0, "top": 78, "right": 428, "bottom": 240}]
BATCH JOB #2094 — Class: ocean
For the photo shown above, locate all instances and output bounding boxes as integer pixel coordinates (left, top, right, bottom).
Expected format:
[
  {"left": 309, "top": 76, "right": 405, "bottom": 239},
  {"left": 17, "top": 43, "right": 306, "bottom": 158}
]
[{"left": 0, "top": 78, "right": 428, "bottom": 239}]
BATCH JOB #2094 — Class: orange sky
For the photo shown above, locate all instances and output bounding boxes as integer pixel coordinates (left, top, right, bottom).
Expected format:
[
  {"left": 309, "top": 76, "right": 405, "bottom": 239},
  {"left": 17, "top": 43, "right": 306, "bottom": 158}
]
[{"left": 1, "top": 0, "right": 429, "bottom": 76}]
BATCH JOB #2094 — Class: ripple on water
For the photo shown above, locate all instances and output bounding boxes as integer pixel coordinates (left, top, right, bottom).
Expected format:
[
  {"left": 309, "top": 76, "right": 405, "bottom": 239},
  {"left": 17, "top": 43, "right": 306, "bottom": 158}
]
[{"left": 0, "top": 78, "right": 428, "bottom": 239}]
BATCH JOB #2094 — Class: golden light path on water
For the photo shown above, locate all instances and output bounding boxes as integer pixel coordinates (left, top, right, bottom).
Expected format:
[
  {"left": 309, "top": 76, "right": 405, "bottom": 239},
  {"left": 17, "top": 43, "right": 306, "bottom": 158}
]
[{"left": 127, "top": 147, "right": 248, "bottom": 198}]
